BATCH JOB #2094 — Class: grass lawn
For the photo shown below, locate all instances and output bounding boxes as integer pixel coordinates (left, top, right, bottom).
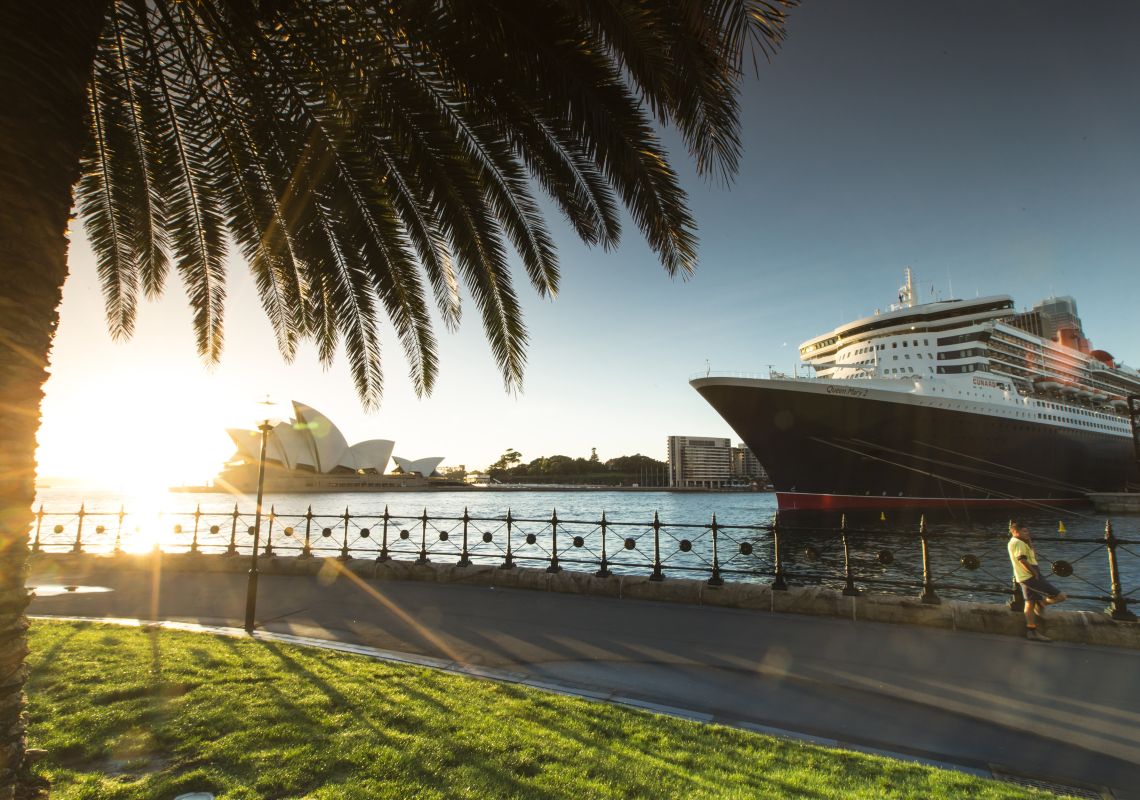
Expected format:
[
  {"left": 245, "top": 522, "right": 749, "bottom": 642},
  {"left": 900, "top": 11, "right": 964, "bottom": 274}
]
[{"left": 26, "top": 620, "right": 1064, "bottom": 799}]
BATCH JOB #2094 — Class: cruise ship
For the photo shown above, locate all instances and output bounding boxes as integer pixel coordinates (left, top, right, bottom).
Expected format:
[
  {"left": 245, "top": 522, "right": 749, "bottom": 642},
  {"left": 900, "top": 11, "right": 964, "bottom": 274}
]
[{"left": 691, "top": 272, "right": 1140, "bottom": 510}]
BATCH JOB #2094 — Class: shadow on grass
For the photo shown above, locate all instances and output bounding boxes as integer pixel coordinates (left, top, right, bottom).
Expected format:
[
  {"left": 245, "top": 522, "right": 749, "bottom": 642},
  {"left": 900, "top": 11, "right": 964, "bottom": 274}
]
[{"left": 253, "top": 634, "right": 834, "bottom": 800}]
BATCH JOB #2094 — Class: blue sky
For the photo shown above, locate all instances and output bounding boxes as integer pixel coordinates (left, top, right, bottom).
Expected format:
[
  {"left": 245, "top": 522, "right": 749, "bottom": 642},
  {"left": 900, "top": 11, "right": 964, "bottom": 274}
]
[{"left": 38, "top": 0, "right": 1140, "bottom": 486}]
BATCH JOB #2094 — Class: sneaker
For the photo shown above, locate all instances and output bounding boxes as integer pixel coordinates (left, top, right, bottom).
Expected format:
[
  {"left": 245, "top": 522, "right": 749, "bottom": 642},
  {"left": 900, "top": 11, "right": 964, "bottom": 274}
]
[{"left": 1026, "top": 629, "right": 1052, "bottom": 642}]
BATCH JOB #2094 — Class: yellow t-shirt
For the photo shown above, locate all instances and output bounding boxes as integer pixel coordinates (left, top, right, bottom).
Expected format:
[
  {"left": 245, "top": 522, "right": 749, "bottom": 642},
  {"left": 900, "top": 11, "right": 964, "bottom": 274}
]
[{"left": 1008, "top": 537, "right": 1036, "bottom": 582}]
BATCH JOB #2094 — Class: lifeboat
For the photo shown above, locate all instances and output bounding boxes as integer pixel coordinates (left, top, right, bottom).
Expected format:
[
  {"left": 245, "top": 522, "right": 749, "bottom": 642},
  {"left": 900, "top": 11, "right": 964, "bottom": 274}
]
[
  {"left": 1110, "top": 398, "right": 1130, "bottom": 410},
  {"left": 1033, "top": 376, "right": 1062, "bottom": 392}
]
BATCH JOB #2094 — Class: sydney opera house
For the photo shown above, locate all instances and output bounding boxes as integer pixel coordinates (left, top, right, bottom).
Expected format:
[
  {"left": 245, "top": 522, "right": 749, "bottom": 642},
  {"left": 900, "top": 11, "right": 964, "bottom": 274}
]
[{"left": 213, "top": 401, "right": 445, "bottom": 493}]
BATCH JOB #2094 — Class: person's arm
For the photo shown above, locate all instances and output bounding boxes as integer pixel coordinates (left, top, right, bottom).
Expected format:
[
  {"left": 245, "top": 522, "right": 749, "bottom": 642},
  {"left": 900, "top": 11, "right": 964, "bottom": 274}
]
[{"left": 1017, "top": 553, "right": 1040, "bottom": 579}]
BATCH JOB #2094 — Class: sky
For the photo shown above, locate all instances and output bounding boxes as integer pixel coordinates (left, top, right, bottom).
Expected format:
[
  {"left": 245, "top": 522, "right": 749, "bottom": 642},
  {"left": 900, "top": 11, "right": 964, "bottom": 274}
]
[{"left": 36, "top": 0, "right": 1140, "bottom": 489}]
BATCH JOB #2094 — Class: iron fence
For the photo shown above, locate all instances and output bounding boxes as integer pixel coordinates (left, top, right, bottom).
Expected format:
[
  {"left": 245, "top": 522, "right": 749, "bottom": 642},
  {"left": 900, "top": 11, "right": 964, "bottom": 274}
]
[{"left": 27, "top": 503, "right": 1139, "bottom": 620}]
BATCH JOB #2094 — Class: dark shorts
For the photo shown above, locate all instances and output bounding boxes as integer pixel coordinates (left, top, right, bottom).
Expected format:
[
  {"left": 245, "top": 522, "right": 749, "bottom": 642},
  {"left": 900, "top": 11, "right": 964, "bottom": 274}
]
[{"left": 1020, "top": 575, "right": 1061, "bottom": 603}]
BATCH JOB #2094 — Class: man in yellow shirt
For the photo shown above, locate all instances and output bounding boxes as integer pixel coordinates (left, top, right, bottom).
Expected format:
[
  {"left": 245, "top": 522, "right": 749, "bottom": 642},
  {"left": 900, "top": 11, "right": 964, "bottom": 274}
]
[{"left": 1008, "top": 520, "right": 1067, "bottom": 641}]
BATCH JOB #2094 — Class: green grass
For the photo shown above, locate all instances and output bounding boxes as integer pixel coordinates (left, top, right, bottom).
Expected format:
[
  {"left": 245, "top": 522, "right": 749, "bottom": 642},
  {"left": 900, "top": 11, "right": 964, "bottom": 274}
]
[{"left": 27, "top": 620, "right": 1062, "bottom": 799}]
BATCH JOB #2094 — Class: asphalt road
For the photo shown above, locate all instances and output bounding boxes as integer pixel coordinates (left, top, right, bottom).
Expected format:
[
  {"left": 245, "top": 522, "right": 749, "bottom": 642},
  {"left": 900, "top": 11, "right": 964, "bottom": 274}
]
[{"left": 29, "top": 566, "right": 1140, "bottom": 798}]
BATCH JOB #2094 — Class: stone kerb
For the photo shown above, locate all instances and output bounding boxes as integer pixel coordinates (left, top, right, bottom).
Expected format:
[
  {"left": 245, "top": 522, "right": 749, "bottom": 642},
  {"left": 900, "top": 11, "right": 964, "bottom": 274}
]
[{"left": 30, "top": 551, "right": 1140, "bottom": 649}]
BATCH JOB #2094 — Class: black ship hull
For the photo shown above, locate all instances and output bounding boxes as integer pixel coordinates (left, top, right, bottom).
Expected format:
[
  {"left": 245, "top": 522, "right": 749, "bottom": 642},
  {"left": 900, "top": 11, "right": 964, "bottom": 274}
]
[{"left": 692, "top": 378, "right": 1139, "bottom": 511}]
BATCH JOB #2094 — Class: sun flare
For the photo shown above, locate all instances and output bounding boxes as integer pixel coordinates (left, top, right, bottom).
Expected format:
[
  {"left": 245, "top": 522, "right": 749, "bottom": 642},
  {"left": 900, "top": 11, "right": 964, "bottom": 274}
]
[{"left": 36, "top": 370, "right": 236, "bottom": 491}]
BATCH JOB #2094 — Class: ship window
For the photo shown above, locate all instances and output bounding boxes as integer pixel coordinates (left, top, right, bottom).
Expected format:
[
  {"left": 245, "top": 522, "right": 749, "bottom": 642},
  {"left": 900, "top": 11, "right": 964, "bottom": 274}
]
[
  {"left": 913, "top": 340, "right": 919, "bottom": 346},
  {"left": 892, "top": 343, "right": 897, "bottom": 348},
  {"left": 893, "top": 355, "right": 898, "bottom": 361},
  {"left": 924, "top": 339, "right": 929, "bottom": 346},
  {"left": 903, "top": 341, "right": 908, "bottom": 347},
  {"left": 905, "top": 354, "right": 910, "bottom": 359}
]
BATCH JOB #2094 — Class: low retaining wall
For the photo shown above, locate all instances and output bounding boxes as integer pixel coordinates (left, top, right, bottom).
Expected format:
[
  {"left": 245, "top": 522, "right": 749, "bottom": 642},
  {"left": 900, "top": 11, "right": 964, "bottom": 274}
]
[
  {"left": 1088, "top": 492, "right": 1140, "bottom": 513},
  {"left": 29, "top": 552, "right": 1140, "bottom": 649}
]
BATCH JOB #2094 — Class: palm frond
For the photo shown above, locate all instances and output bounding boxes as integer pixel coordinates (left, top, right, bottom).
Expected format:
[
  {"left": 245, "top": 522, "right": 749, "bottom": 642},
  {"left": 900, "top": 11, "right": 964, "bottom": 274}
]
[
  {"left": 76, "top": 78, "right": 139, "bottom": 339},
  {"left": 80, "top": 0, "right": 787, "bottom": 401},
  {"left": 131, "top": 0, "right": 227, "bottom": 361}
]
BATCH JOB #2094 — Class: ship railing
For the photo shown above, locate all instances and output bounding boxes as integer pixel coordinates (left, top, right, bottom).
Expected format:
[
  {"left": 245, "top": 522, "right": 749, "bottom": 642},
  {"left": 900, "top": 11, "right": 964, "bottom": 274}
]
[
  {"left": 687, "top": 369, "right": 816, "bottom": 382},
  {"left": 28, "top": 504, "right": 1138, "bottom": 621}
]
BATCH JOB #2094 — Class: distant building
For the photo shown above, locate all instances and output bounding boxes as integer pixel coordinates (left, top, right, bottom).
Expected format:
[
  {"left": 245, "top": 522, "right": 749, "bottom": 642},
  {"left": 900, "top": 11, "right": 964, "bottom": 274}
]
[
  {"left": 731, "top": 443, "right": 769, "bottom": 484},
  {"left": 666, "top": 436, "right": 732, "bottom": 488}
]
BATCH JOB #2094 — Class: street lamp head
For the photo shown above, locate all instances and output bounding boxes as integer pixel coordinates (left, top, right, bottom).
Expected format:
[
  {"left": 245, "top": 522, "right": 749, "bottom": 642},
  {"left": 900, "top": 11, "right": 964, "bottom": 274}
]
[{"left": 252, "top": 395, "right": 282, "bottom": 430}]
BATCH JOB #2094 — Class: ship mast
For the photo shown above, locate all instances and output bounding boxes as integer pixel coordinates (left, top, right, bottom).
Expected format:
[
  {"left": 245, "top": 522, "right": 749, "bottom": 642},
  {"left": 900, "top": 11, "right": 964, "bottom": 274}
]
[{"left": 899, "top": 268, "right": 916, "bottom": 308}]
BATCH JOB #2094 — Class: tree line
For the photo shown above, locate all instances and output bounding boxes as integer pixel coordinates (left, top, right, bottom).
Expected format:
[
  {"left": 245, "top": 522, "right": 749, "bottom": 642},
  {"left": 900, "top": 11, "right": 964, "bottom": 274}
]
[{"left": 484, "top": 448, "right": 669, "bottom": 486}]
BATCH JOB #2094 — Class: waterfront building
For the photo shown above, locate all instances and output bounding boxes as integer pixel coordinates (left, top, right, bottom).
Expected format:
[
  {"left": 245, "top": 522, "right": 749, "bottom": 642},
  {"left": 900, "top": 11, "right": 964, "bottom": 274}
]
[
  {"left": 666, "top": 436, "right": 732, "bottom": 489},
  {"left": 731, "top": 443, "right": 769, "bottom": 484}
]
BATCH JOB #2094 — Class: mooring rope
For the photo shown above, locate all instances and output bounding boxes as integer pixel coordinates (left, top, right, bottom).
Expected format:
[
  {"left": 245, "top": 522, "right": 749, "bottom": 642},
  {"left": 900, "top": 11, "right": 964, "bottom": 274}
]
[{"left": 807, "top": 436, "right": 1101, "bottom": 520}]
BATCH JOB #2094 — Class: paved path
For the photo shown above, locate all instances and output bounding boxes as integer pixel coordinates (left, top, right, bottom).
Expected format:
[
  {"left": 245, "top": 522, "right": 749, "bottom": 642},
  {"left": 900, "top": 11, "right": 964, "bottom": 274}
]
[{"left": 29, "top": 568, "right": 1140, "bottom": 799}]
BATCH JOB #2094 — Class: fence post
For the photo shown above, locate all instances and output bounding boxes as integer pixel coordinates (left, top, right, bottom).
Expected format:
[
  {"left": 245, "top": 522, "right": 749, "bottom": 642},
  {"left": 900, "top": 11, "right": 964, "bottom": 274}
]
[
  {"left": 840, "top": 513, "right": 860, "bottom": 596},
  {"left": 772, "top": 513, "right": 788, "bottom": 590},
  {"left": 377, "top": 505, "right": 390, "bottom": 562},
  {"left": 226, "top": 504, "right": 239, "bottom": 556},
  {"left": 547, "top": 509, "right": 562, "bottom": 573},
  {"left": 918, "top": 514, "right": 940, "bottom": 604},
  {"left": 596, "top": 510, "right": 611, "bottom": 577},
  {"left": 301, "top": 505, "right": 314, "bottom": 558},
  {"left": 458, "top": 507, "right": 471, "bottom": 567},
  {"left": 31, "top": 505, "right": 44, "bottom": 554},
  {"left": 264, "top": 505, "right": 276, "bottom": 557},
  {"left": 71, "top": 504, "right": 85, "bottom": 554},
  {"left": 415, "top": 508, "right": 430, "bottom": 565},
  {"left": 1104, "top": 519, "right": 1137, "bottom": 621},
  {"left": 708, "top": 513, "right": 723, "bottom": 587},
  {"left": 339, "top": 507, "right": 352, "bottom": 561},
  {"left": 189, "top": 504, "right": 202, "bottom": 554},
  {"left": 649, "top": 511, "right": 664, "bottom": 582},
  {"left": 114, "top": 505, "right": 124, "bottom": 554},
  {"left": 500, "top": 509, "right": 515, "bottom": 569}
]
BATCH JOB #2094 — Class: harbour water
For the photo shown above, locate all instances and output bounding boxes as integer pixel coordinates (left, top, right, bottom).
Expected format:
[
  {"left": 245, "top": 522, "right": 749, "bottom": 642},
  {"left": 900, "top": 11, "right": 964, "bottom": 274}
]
[{"left": 31, "top": 487, "right": 1140, "bottom": 613}]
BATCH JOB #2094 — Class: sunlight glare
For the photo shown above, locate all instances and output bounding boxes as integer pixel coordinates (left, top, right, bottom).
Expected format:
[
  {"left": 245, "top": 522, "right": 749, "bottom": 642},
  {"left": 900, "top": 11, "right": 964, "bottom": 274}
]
[
  {"left": 36, "top": 368, "right": 236, "bottom": 489},
  {"left": 119, "top": 495, "right": 173, "bottom": 553}
]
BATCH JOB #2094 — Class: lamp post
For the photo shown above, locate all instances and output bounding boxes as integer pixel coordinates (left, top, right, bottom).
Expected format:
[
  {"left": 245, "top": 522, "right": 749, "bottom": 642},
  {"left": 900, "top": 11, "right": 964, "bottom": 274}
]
[{"left": 244, "top": 399, "right": 277, "bottom": 633}]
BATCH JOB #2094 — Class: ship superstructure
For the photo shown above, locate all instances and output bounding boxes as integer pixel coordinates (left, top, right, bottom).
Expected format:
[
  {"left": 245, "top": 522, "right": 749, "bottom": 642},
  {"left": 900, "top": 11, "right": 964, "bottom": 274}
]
[{"left": 692, "top": 272, "right": 1140, "bottom": 510}]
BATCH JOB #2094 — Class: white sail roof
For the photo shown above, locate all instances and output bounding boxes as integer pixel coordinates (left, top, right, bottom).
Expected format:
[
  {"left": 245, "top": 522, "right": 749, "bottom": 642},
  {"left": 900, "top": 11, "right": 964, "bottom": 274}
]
[
  {"left": 226, "top": 428, "right": 262, "bottom": 461},
  {"left": 272, "top": 421, "right": 315, "bottom": 470},
  {"left": 393, "top": 456, "right": 444, "bottom": 477},
  {"left": 349, "top": 440, "right": 395, "bottom": 473},
  {"left": 293, "top": 402, "right": 349, "bottom": 472}
]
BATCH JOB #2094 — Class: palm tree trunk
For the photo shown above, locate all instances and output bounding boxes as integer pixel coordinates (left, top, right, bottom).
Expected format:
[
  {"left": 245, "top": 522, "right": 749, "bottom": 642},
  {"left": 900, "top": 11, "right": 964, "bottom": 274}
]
[{"left": 0, "top": 3, "right": 109, "bottom": 795}]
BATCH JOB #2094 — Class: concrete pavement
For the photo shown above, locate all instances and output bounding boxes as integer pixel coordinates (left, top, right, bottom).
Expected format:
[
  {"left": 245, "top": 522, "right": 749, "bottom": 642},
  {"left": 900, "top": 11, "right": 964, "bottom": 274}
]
[{"left": 29, "top": 566, "right": 1140, "bottom": 799}]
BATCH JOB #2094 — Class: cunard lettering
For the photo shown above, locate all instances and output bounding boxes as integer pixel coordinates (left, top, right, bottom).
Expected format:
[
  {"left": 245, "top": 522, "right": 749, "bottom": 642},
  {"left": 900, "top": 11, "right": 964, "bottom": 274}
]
[
  {"left": 972, "top": 377, "right": 1008, "bottom": 390},
  {"left": 826, "top": 386, "right": 868, "bottom": 398}
]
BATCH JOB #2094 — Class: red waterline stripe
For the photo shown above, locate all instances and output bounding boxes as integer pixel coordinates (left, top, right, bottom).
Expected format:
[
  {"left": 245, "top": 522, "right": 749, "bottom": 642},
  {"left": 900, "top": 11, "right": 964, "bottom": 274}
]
[{"left": 775, "top": 493, "right": 1088, "bottom": 511}]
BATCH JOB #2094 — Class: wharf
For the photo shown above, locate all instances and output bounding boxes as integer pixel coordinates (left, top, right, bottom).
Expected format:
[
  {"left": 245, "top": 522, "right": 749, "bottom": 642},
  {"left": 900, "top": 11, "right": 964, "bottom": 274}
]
[{"left": 1088, "top": 492, "right": 1140, "bottom": 514}]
